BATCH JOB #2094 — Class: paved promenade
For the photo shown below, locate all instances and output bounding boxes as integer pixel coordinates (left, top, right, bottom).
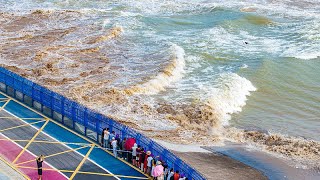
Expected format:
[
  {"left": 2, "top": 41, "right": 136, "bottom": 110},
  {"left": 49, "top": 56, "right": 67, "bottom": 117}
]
[{"left": 0, "top": 92, "right": 147, "bottom": 180}]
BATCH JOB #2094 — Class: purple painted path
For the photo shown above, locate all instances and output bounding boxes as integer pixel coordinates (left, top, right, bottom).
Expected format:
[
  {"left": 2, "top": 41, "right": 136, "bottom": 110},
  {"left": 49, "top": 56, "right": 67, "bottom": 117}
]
[{"left": 0, "top": 134, "right": 67, "bottom": 180}]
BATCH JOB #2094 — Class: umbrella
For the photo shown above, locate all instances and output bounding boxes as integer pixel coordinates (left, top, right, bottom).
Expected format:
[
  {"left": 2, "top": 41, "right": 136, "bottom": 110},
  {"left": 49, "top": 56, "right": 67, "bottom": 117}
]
[
  {"left": 153, "top": 164, "right": 164, "bottom": 177},
  {"left": 124, "top": 138, "right": 136, "bottom": 150}
]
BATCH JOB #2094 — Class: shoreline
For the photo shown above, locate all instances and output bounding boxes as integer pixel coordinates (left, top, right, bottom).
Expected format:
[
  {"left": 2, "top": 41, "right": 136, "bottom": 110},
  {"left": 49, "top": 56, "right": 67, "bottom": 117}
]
[
  {"left": 174, "top": 150, "right": 268, "bottom": 180},
  {"left": 156, "top": 139, "right": 268, "bottom": 179}
]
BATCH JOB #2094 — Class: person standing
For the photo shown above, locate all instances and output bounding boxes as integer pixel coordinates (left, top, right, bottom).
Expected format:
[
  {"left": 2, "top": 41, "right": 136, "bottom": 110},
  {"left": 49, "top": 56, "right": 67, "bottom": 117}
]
[
  {"left": 139, "top": 148, "right": 145, "bottom": 171},
  {"left": 132, "top": 143, "right": 138, "bottom": 166},
  {"left": 36, "top": 155, "right": 44, "bottom": 180},
  {"left": 173, "top": 170, "right": 180, "bottom": 180},
  {"left": 121, "top": 138, "right": 127, "bottom": 160},
  {"left": 104, "top": 128, "right": 110, "bottom": 149},
  {"left": 101, "top": 128, "right": 106, "bottom": 147},
  {"left": 146, "top": 151, "right": 153, "bottom": 176},
  {"left": 109, "top": 131, "right": 115, "bottom": 149},
  {"left": 111, "top": 137, "right": 118, "bottom": 158},
  {"left": 167, "top": 168, "right": 174, "bottom": 180},
  {"left": 136, "top": 145, "right": 141, "bottom": 168}
]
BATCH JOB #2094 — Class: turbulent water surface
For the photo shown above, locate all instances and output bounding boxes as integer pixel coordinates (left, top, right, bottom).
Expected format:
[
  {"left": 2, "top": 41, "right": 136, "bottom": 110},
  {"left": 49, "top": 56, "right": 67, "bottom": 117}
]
[{"left": 0, "top": 0, "right": 320, "bottom": 176}]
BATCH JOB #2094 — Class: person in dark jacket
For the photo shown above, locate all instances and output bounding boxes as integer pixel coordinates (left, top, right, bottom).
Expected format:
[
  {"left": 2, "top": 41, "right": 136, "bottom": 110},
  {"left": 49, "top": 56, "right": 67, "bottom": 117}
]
[
  {"left": 139, "top": 148, "right": 146, "bottom": 171},
  {"left": 36, "top": 155, "right": 44, "bottom": 180},
  {"left": 101, "top": 128, "right": 106, "bottom": 147}
]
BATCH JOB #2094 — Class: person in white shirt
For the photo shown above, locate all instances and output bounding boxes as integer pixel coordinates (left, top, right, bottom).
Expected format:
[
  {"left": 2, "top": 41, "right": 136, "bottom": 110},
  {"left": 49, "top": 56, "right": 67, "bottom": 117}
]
[
  {"left": 132, "top": 143, "right": 138, "bottom": 166},
  {"left": 146, "top": 152, "right": 153, "bottom": 176},
  {"left": 103, "top": 128, "right": 110, "bottom": 148},
  {"left": 111, "top": 137, "right": 117, "bottom": 158},
  {"left": 167, "top": 168, "right": 174, "bottom": 180}
]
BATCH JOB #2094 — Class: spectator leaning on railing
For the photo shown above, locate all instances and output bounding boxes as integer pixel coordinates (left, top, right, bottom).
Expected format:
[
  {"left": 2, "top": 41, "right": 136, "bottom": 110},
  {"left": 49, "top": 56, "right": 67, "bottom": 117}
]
[
  {"left": 167, "top": 168, "right": 174, "bottom": 180},
  {"left": 139, "top": 148, "right": 146, "bottom": 171},
  {"left": 132, "top": 143, "right": 138, "bottom": 166},
  {"left": 104, "top": 128, "right": 110, "bottom": 148},
  {"left": 136, "top": 145, "right": 141, "bottom": 168},
  {"left": 98, "top": 131, "right": 190, "bottom": 179},
  {"left": 111, "top": 137, "right": 118, "bottom": 158},
  {"left": 146, "top": 151, "right": 153, "bottom": 176}
]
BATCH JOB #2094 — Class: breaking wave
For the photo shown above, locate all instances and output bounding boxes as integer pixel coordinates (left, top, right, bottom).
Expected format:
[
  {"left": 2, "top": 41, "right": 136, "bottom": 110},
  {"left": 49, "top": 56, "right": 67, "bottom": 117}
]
[
  {"left": 203, "top": 73, "right": 257, "bottom": 126},
  {"left": 125, "top": 44, "right": 185, "bottom": 95}
]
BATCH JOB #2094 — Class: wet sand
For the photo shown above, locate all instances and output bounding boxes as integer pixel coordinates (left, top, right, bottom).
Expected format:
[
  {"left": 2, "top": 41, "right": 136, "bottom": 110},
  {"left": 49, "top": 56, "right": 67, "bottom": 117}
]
[{"left": 174, "top": 151, "right": 268, "bottom": 180}]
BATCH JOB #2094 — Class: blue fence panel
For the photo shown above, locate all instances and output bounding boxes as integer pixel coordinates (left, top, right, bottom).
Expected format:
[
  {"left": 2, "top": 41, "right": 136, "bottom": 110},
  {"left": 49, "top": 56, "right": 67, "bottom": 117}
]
[
  {"left": 99, "top": 115, "right": 111, "bottom": 132},
  {"left": 178, "top": 160, "right": 192, "bottom": 179},
  {"left": 5, "top": 71, "right": 14, "bottom": 87},
  {"left": 41, "top": 88, "right": 53, "bottom": 108},
  {"left": 152, "top": 142, "right": 165, "bottom": 158},
  {"left": 32, "top": 84, "right": 42, "bottom": 102},
  {"left": 126, "top": 127, "right": 138, "bottom": 139},
  {"left": 192, "top": 170, "right": 206, "bottom": 180},
  {"left": 138, "top": 135, "right": 152, "bottom": 150},
  {"left": 52, "top": 93, "right": 64, "bottom": 114},
  {"left": 0, "top": 70, "right": 5, "bottom": 83},
  {"left": 22, "top": 79, "right": 33, "bottom": 97},
  {"left": 13, "top": 74, "right": 23, "bottom": 92},
  {"left": 73, "top": 104, "right": 86, "bottom": 125},
  {"left": 63, "top": 98, "right": 74, "bottom": 119},
  {"left": 164, "top": 150, "right": 177, "bottom": 168},
  {"left": 112, "top": 121, "right": 126, "bottom": 137},
  {"left": 87, "top": 109, "right": 98, "bottom": 131}
]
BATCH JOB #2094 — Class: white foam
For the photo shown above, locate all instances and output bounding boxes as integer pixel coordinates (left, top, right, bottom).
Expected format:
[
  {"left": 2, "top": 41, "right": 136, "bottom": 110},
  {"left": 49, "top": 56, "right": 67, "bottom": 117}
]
[
  {"left": 240, "top": 64, "right": 248, "bottom": 69},
  {"left": 203, "top": 73, "right": 257, "bottom": 126}
]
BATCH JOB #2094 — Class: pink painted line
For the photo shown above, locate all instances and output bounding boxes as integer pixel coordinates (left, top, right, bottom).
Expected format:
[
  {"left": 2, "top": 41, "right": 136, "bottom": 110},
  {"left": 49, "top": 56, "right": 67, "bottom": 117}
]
[{"left": 0, "top": 134, "right": 67, "bottom": 180}]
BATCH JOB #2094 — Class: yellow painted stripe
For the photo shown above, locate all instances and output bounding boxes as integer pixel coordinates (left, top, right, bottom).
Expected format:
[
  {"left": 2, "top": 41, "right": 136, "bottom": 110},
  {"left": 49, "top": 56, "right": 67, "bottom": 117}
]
[
  {"left": 69, "top": 144, "right": 95, "bottom": 180},
  {"left": 12, "top": 120, "right": 49, "bottom": 164},
  {"left": 15, "top": 166, "right": 149, "bottom": 179},
  {"left": 76, "top": 171, "right": 149, "bottom": 179},
  {"left": 0, "top": 120, "right": 46, "bottom": 132},
  {"left": 0, "top": 91, "right": 149, "bottom": 178},
  {"left": 0, "top": 156, "right": 30, "bottom": 180},
  {"left": 16, "top": 165, "right": 74, "bottom": 172},
  {"left": 0, "top": 139, "right": 90, "bottom": 146},
  {"left": 0, "top": 99, "right": 11, "bottom": 111},
  {"left": 15, "top": 145, "right": 90, "bottom": 166}
]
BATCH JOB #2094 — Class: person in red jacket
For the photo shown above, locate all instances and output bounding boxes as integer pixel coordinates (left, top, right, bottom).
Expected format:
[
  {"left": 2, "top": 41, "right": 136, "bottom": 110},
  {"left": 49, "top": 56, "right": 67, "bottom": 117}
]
[{"left": 173, "top": 170, "right": 180, "bottom": 180}]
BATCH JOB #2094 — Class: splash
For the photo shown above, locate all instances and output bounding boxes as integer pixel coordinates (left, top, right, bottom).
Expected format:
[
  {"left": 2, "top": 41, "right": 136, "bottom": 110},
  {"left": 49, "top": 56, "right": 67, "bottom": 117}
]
[
  {"left": 226, "top": 128, "right": 320, "bottom": 168},
  {"left": 125, "top": 44, "right": 185, "bottom": 95},
  {"left": 202, "top": 73, "right": 257, "bottom": 126}
]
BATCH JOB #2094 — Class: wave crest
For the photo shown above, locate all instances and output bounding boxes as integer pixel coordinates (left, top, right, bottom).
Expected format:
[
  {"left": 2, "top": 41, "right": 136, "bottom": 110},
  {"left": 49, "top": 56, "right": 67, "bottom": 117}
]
[
  {"left": 203, "top": 73, "right": 257, "bottom": 126},
  {"left": 125, "top": 44, "right": 185, "bottom": 95}
]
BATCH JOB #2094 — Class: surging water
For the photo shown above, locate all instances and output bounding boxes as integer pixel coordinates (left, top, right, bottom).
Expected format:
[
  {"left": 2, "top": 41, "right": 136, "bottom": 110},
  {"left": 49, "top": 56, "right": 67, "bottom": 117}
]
[{"left": 0, "top": 0, "right": 320, "bottom": 171}]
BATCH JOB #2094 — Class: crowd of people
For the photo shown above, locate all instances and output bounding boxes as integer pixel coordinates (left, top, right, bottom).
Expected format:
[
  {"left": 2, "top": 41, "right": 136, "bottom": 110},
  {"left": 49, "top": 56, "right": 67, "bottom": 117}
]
[{"left": 101, "top": 128, "right": 189, "bottom": 180}]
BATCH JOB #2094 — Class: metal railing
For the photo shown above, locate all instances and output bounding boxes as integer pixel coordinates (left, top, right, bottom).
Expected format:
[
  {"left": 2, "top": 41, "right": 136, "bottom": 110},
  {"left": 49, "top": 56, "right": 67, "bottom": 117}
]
[{"left": 0, "top": 67, "right": 206, "bottom": 180}]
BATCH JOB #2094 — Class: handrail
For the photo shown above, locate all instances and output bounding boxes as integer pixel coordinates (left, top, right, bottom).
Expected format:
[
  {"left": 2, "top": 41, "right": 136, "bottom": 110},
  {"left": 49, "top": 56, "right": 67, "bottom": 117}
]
[{"left": 0, "top": 67, "right": 206, "bottom": 180}]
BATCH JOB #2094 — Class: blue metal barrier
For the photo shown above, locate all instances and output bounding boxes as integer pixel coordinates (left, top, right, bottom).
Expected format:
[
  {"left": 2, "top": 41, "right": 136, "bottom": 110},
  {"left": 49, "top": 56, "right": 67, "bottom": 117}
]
[{"left": 0, "top": 67, "right": 206, "bottom": 180}]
